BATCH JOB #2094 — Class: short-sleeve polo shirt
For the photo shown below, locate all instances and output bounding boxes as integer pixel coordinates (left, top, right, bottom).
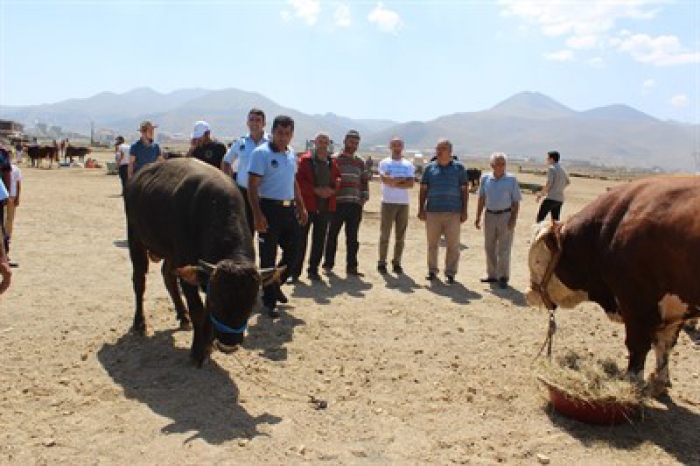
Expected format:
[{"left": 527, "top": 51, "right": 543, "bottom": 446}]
[{"left": 248, "top": 142, "right": 297, "bottom": 200}]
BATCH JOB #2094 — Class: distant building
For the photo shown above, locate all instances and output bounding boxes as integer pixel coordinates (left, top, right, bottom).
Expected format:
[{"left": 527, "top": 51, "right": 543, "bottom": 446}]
[{"left": 0, "top": 119, "right": 25, "bottom": 140}]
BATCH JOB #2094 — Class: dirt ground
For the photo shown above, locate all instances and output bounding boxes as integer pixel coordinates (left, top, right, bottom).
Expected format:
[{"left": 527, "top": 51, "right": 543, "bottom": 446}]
[{"left": 1, "top": 153, "right": 698, "bottom": 465}]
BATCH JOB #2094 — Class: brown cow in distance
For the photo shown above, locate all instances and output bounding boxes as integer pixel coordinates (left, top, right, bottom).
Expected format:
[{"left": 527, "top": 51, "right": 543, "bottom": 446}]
[
  {"left": 64, "top": 145, "right": 91, "bottom": 163},
  {"left": 26, "top": 145, "right": 59, "bottom": 168},
  {"left": 527, "top": 176, "right": 700, "bottom": 396}
]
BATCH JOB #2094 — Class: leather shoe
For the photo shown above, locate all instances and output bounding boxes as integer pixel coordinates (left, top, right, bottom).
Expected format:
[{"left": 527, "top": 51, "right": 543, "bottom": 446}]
[
  {"left": 446, "top": 275, "right": 456, "bottom": 285},
  {"left": 276, "top": 286, "right": 289, "bottom": 304},
  {"left": 480, "top": 277, "right": 497, "bottom": 283},
  {"left": 377, "top": 263, "right": 388, "bottom": 274},
  {"left": 425, "top": 272, "right": 437, "bottom": 281},
  {"left": 498, "top": 278, "right": 509, "bottom": 289},
  {"left": 392, "top": 264, "right": 404, "bottom": 274},
  {"left": 347, "top": 267, "right": 364, "bottom": 277}
]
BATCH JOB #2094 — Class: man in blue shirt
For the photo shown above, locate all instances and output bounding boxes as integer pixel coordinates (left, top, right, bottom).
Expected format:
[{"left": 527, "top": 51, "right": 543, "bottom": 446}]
[
  {"left": 0, "top": 173, "right": 11, "bottom": 293},
  {"left": 418, "top": 139, "right": 468, "bottom": 284},
  {"left": 222, "top": 108, "right": 269, "bottom": 235},
  {"left": 248, "top": 115, "right": 308, "bottom": 318},
  {"left": 475, "top": 152, "right": 522, "bottom": 289},
  {"left": 128, "top": 120, "right": 163, "bottom": 180}
]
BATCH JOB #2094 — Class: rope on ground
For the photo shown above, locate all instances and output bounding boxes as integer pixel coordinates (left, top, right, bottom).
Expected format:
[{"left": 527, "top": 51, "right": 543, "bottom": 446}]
[{"left": 232, "top": 352, "right": 328, "bottom": 410}]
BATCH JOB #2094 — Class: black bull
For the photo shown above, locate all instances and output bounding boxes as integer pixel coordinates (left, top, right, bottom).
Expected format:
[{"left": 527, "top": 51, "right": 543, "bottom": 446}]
[{"left": 124, "top": 158, "right": 278, "bottom": 366}]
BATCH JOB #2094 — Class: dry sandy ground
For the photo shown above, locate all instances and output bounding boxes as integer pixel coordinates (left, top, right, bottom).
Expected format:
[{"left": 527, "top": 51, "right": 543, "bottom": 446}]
[{"left": 1, "top": 155, "right": 698, "bottom": 465}]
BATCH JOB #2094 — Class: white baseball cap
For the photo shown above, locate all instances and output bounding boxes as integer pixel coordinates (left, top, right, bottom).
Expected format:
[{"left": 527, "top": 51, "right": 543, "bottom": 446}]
[{"left": 191, "top": 121, "right": 211, "bottom": 140}]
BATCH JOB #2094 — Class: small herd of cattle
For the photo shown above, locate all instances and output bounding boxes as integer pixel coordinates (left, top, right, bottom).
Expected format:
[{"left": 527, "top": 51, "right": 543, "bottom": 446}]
[
  {"left": 125, "top": 158, "right": 698, "bottom": 397},
  {"left": 25, "top": 144, "right": 91, "bottom": 168}
]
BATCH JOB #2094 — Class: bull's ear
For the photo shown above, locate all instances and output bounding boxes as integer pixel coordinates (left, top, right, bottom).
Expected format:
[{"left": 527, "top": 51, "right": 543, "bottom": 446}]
[
  {"left": 260, "top": 265, "right": 287, "bottom": 286},
  {"left": 197, "top": 260, "right": 215, "bottom": 276},
  {"left": 175, "top": 266, "right": 199, "bottom": 286}
]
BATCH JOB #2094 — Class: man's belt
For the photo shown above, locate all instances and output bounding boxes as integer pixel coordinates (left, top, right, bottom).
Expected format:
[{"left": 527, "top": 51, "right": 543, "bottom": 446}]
[
  {"left": 486, "top": 208, "right": 512, "bottom": 214},
  {"left": 261, "top": 198, "right": 295, "bottom": 207}
]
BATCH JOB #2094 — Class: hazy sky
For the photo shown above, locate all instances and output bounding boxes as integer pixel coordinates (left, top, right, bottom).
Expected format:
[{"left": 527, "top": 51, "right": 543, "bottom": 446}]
[{"left": 1, "top": 0, "right": 698, "bottom": 123}]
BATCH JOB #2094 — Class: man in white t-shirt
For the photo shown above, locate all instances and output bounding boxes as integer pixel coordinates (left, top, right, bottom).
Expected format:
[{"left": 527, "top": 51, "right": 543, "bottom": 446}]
[
  {"left": 115, "top": 136, "right": 130, "bottom": 194},
  {"left": 377, "top": 136, "right": 415, "bottom": 274}
]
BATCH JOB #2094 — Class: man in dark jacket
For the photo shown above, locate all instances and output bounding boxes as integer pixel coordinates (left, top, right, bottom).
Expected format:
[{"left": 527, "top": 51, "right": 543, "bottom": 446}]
[{"left": 293, "top": 132, "right": 341, "bottom": 281}]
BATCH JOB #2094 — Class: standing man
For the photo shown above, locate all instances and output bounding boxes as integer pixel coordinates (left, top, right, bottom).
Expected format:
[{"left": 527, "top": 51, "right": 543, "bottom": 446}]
[
  {"left": 187, "top": 121, "right": 227, "bottom": 169},
  {"left": 128, "top": 121, "right": 163, "bottom": 180},
  {"left": 323, "top": 130, "right": 369, "bottom": 276},
  {"left": 417, "top": 139, "right": 468, "bottom": 284},
  {"left": 294, "top": 132, "right": 341, "bottom": 281},
  {"left": 0, "top": 177, "right": 11, "bottom": 294},
  {"left": 475, "top": 152, "right": 522, "bottom": 289},
  {"left": 377, "top": 136, "right": 414, "bottom": 274},
  {"left": 222, "top": 108, "right": 269, "bottom": 235},
  {"left": 536, "top": 150, "right": 570, "bottom": 222},
  {"left": 115, "top": 136, "right": 130, "bottom": 194},
  {"left": 248, "top": 115, "right": 308, "bottom": 318}
]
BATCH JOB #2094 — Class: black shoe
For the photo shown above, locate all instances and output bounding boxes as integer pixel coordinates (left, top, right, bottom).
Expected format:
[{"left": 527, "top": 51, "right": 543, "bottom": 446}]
[
  {"left": 263, "top": 305, "right": 280, "bottom": 319},
  {"left": 276, "top": 286, "right": 289, "bottom": 304},
  {"left": 425, "top": 272, "right": 437, "bottom": 281},
  {"left": 392, "top": 264, "right": 403, "bottom": 274},
  {"left": 8, "top": 261, "right": 18, "bottom": 268},
  {"left": 480, "top": 277, "right": 497, "bottom": 283},
  {"left": 498, "top": 278, "right": 509, "bottom": 289},
  {"left": 377, "top": 263, "right": 388, "bottom": 274},
  {"left": 307, "top": 271, "right": 322, "bottom": 281},
  {"left": 285, "top": 275, "right": 299, "bottom": 285},
  {"left": 322, "top": 265, "right": 333, "bottom": 274},
  {"left": 446, "top": 275, "right": 456, "bottom": 285},
  {"left": 347, "top": 267, "right": 364, "bottom": 277}
]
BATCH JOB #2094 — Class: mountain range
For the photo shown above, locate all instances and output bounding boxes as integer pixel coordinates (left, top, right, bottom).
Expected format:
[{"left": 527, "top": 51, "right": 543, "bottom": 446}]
[{"left": 1, "top": 87, "right": 698, "bottom": 171}]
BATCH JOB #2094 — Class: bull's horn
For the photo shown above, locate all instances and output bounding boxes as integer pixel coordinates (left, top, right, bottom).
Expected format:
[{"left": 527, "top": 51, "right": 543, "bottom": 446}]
[
  {"left": 260, "top": 265, "right": 287, "bottom": 286},
  {"left": 197, "top": 260, "right": 216, "bottom": 276}
]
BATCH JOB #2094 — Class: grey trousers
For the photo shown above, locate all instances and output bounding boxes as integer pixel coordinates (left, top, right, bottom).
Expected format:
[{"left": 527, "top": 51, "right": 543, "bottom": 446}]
[
  {"left": 426, "top": 212, "right": 461, "bottom": 276},
  {"left": 484, "top": 211, "right": 514, "bottom": 280}
]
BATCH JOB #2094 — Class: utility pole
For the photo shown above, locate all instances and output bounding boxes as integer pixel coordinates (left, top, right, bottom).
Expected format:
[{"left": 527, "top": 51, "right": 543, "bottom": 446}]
[
  {"left": 693, "top": 151, "right": 700, "bottom": 175},
  {"left": 90, "top": 120, "right": 94, "bottom": 146}
]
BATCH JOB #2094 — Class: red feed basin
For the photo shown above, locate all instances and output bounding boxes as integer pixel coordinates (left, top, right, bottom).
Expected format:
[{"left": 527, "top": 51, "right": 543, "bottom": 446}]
[{"left": 547, "top": 384, "right": 639, "bottom": 425}]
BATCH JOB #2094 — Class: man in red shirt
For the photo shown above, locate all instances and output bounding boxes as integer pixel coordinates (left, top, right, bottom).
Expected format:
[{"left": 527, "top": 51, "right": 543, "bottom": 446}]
[{"left": 293, "top": 132, "right": 341, "bottom": 281}]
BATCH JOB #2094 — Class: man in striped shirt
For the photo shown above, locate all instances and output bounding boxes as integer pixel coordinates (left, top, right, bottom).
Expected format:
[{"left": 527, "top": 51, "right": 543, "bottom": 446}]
[{"left": 323, "top": 130, "right": 369, "bottom": 276}]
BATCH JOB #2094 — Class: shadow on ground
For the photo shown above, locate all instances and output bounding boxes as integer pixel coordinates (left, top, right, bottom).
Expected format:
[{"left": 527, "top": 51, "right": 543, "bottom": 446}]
[
  {"left": 243, "top": 308, "right": 306, "bottom": 362},
  {"left": 546, "top": 395, "right": 700, "bottom": 465},
  {"left": 425, "top": 278, "right": 482, "bottom": 304},
  {"left": 290, "top": 272, "right": 373, "bottom": 304},
  {"left": 98, "top": 330, "right": 281, "bottom": 445}
]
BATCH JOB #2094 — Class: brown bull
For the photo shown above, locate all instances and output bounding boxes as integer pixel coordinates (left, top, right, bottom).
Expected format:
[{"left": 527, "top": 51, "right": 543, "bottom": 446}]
[{"left": 527, "top": 176, "right": 700, "bottom": 395}]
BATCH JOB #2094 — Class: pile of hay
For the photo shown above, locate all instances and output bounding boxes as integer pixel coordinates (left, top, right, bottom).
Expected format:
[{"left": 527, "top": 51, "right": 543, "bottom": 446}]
[{"left": 537, "top": 350, "right": 645, "bottom": 405}]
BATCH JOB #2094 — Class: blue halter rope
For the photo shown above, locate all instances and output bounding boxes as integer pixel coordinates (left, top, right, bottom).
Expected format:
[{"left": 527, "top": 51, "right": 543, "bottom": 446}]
[{"left": 206, "top": 281, "right": 249, "bottom": 334}]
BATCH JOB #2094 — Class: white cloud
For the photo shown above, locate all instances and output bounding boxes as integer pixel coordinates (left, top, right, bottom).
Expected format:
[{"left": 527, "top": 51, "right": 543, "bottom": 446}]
[
  {"left": 616, "top": 33, "right": 700, "bottom": 66},
  {"left": 670, "top": 94, "right": 688, "bottom": 107},
  {"left": 334, "top": 4, "right": 352, "bottom": 28},
  {"left": 544, "top": 50, "right": 574, "bottom": 61},
  {"left": 368, "top": 2, "right": 403, "bottom": 34},
  {"left": 641, "top": 78, "right": 656, "bottom": 94},
  {"left": 588, "top": 57, "right": 604, "bottom": 68},
  {"left": 566, "top": 35, "right": 599, "bottom": 50},
  {"left": 500, "top": 0, "right": 660, "bottom": 38},
  {"left": 288, "top": 0, "right": 321, "bottom": 26},
  {"left": 500, "top": 1, "right": 698, "bottom": 67}
]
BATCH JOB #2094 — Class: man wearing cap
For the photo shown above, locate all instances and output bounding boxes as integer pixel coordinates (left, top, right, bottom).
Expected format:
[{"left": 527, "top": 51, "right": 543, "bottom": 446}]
[
  {"left": 187, "top": 120, "right": 227, "bottom": 169},
  {"left": 221, "top": 108, "right": 269, "bottom": 235},
  {"left": 128, "top": 121, "right": 163, "bottom": 180},
  {"left": 0, "top": 177, "right": 11, "bottom": 294},
  {"left": 323, "top": 130, "right": 369, "bottom": 276},
  {"left": 247, "top": 115, "right": 308, "bottom": 318}
]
